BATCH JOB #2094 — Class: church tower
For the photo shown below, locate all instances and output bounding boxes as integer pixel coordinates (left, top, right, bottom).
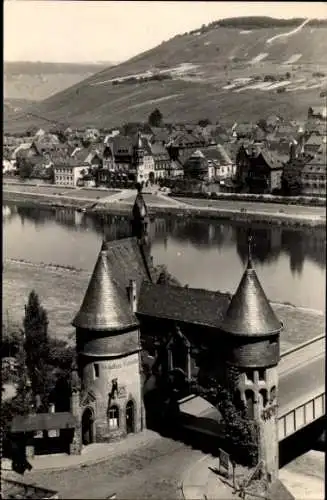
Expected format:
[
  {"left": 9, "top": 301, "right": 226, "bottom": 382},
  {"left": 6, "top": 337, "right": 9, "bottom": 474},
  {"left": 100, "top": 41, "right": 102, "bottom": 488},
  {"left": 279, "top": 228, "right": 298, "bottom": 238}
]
[
  {"left": 220, "top": 237, "right": 283, "bottom": 483},
  {"left": 72, "top": 249, "right": 143, "bottom": 444},
  {"left": 133, "top": 132, "right": 145, "bottom": 184}
]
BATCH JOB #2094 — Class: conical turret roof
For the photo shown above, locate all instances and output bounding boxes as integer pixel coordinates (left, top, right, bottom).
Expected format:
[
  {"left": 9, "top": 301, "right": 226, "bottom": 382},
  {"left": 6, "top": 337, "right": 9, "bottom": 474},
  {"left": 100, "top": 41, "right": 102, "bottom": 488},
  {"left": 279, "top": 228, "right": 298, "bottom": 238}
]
[
  {"left": 220, "top": 239, "right": 282, "bottom": 337},
  {"left": 72, "top": 249, "right": 138, "bottom": 331}
]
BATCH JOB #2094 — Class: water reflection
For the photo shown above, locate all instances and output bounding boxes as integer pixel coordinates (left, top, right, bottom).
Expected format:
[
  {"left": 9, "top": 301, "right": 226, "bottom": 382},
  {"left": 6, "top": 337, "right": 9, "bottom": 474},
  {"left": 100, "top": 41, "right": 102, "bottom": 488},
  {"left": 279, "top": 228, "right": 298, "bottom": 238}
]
[{"left": 3, "top": 202, "right": 326, "bottom": 310}]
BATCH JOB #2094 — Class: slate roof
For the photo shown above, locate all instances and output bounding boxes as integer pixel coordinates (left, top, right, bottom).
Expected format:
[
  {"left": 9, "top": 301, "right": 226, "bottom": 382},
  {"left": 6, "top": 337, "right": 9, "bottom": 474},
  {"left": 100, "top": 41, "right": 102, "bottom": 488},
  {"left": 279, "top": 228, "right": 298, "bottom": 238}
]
[
  {"left": 205, "top": 145, "right": 233, "bottom": 165},
  {"left": 11, "top": 412, "right": 76, "bottom": 433},
  {"left": 150, "top": 142, "right": 170, "bottom": 158},
  {"left": 137, "top": 281, "right": 231, "bottom": 329},
  {"left": 220, "top": 257, "right": 282, "bottom": 337},
  {"left": 106, "top": 135, "right": 133, "bottom": 156},
  {"left": 258, "top": 150, "right": 285, "bottom": 169},
  {"left": 305, "top": 134, "right": 324, "bottom": 147},
  {"left": 101, "top": 237, "right": 155, "bottom": 296},
  {"left": 72, "top": 250, "right": 138, "bottom": 331}
]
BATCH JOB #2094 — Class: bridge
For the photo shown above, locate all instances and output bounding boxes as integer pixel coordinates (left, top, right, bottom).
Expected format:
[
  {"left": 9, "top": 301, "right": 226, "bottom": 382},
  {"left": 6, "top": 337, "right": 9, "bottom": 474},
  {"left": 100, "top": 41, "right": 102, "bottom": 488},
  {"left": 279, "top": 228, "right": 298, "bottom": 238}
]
[
  {"left": 178, "top": 335, "right": 325, "bottom": 442},
  {"left": 278, "top": 334, "right": 325, "bottom": 441}
]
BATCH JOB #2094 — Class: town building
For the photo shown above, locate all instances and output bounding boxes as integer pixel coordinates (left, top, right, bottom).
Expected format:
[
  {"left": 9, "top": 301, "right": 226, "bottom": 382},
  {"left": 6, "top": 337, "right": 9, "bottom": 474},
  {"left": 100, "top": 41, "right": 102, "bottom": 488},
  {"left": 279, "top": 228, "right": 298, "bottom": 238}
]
[
  {"left": 183, "top": 150, "right": 209, "bottom": 181},
  {"left": 235, "top": 145, "right": 284, "bottom": 194},
  {"left": 150, "top": 142, "right": 171, "bottom": 180},
  {"left": 205, "top": 145, "right": 235, "bottom": 180},
  {"left": 53, "top": 159, "right": 86, "bottom": 187},
  {"left": 99, "top": 133, "right": 155, "bottom": 186},
  {"left": 304, "top": 134, "right": 324, "bottom": 156},
  {"left": 167, "top": 132, "right": 206, "bottom": 165},
  {"left": 307, "top": 106, "right": 327, "bottom": 121},
  {"left": 300, "top": 144, "right": 326, "bottom": 197}
]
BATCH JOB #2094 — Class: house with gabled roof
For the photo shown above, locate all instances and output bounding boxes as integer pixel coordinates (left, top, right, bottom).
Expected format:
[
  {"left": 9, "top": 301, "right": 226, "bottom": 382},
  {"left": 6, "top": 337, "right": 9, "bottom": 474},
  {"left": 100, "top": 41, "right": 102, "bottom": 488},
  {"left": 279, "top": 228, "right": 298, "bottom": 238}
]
[
  {"left": 308, "top": 106, "right": 327, "bottom": 121},
  {"left": 235, "top": 144, "right": 285, "bottom": 193}
]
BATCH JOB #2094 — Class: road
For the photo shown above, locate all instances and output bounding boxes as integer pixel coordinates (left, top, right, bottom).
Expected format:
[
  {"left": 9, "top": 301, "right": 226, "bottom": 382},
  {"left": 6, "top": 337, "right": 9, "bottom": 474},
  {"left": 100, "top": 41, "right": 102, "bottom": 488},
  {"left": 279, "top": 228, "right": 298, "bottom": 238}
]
[
  {"left": 279, "top": 353, "right": 325, "bottom": 415},
  {"left": 178, "top": 197, "right": 325, "bottom": 219},
  {"left": 3, "top": 184, "right": 325, "bottom": 222},
  {"left": 13, "top": 433, "right": 205, "bottom": 499}
]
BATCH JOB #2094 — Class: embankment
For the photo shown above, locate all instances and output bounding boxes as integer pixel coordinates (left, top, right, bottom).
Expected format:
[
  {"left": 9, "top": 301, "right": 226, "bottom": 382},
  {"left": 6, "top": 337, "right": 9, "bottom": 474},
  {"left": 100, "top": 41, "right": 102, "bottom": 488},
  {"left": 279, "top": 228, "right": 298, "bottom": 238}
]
[{"left": 3, "top": 189, "right": 326, "bottom": 228}]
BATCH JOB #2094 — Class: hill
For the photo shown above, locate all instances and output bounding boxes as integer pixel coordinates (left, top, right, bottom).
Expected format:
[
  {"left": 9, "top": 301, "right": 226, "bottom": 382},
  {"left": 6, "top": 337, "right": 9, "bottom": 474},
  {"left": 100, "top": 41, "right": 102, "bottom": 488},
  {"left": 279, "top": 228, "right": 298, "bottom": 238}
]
[
  {"left": 4, "top": 17, "right": 327, "bottom": 132},
  {"left": 4, "top": 61, "right": 113, "bottom": 101}
]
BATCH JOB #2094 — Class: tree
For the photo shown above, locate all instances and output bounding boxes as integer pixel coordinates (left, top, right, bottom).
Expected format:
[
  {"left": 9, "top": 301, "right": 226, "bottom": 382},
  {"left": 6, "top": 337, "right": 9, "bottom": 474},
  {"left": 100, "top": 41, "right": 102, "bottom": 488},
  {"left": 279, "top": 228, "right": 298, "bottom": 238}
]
[
  {"left": 23, "top": 291, "right": 51, "bottom": 410},
  {"left": 17, "top": 158, "right": 34, "bottom": 179},
  {"left": 155, "top": 265, "right": 181, "bottom": 286},
  {"left": 198, "top": 119, "right": 211, "bottom": 127},
  {"left": 1, "top": 329, "right": 32, "bottom": 432},
  {"left": 148, "top": 108, "right": 163, "bottom": 127},
  {"left": 192, "top": 365, "right": 259, "bottom": 467}
]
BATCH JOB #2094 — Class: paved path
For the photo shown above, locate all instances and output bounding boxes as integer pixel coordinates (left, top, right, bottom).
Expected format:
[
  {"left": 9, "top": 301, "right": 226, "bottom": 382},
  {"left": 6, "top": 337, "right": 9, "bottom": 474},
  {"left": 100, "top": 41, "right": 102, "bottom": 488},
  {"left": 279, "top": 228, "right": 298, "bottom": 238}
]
[
  {"left": 2, "top": 431, "right": 205, "bottom": 499},
  {"left": 181, "top": 454, "right": 235, "bottom": 500},
  {"left": 178, "top": 197, "right": 326, "bottom": 221},
  {"left": 4, "top": 184, "right": 325, "bottom": 224}
]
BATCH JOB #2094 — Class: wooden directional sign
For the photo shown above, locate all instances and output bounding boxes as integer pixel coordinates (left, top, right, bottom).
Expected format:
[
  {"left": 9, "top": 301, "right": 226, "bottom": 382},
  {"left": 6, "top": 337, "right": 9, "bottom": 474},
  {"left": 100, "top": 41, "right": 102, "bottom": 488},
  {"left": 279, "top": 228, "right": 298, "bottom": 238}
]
[{"left": 219, "top": 448, "right": 230, "bottom": 478}]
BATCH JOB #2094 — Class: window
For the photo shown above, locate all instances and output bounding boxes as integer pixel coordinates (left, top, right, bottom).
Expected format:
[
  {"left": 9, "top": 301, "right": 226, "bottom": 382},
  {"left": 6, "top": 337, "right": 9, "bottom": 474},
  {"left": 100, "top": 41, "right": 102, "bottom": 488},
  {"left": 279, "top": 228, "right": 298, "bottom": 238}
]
[
  {"left": 108, "top": 406, "right": 119, "bottom": 430},
  {"left": 94, "top": 363, "right": 100, "bottom": 378},
  {"left": 258, "top": 369, "right": 265, "bottom": 382},
  {"left": 245, "top": 370, "right": 254, "bottom": 382},
  {"left": 245, "top": 389, "right": 254, "bottom": 419}
]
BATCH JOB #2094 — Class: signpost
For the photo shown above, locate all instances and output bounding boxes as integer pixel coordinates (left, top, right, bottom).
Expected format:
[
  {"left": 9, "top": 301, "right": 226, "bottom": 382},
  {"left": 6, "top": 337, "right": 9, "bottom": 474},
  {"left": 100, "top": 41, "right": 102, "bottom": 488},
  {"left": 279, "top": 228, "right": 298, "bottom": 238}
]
[{"left": 218, "top": 448, "right": 230, "bottom": 478}]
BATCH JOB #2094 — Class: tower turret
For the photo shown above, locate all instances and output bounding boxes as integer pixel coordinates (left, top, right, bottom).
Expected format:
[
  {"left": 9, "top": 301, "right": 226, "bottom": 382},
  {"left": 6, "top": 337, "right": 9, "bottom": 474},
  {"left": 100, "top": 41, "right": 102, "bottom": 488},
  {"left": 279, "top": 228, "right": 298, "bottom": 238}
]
[
  {"left": 72, "top": 248, "right": 143, "bottom": 443},
  {"left": 132, "top": 184, "right": 149, "bottom": 246},
  {"left": 133, "top": 132, "right": 144, "bottom": 168},
  {"left": 220, "top": 236, "right": 283, "bottom": 483}
]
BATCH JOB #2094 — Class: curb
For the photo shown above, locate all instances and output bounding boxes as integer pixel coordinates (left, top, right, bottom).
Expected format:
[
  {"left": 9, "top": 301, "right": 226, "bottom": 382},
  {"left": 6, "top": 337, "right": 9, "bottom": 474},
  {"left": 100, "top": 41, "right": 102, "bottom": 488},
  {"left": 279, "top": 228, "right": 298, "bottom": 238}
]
[{"left": 2, "top": 452, "right": 114, "bottom": 473}]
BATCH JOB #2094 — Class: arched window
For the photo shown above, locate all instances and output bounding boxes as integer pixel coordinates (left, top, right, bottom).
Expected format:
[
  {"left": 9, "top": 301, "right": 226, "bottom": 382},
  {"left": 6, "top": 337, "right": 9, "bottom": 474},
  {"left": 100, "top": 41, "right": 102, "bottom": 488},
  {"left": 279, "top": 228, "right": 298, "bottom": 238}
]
[
  {"left": 108, "top": 405, "right": 119, "bottom": 430},
  {"left": 259, "top": 389, "right": 268, "bottom": 407},
  {"left": 270, "top": 386, "right": 277, "bottom": 403},
  {"left": 245, "top": 389, "right": 254, "bottom": 419}
]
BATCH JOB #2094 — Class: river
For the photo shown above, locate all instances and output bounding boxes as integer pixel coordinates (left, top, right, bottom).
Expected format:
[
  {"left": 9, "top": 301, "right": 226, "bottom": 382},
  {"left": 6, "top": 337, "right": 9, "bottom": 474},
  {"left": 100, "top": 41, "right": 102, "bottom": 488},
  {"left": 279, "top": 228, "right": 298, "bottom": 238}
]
[{"left": 3, "top": 202, "right": 326, "bottom": 312}]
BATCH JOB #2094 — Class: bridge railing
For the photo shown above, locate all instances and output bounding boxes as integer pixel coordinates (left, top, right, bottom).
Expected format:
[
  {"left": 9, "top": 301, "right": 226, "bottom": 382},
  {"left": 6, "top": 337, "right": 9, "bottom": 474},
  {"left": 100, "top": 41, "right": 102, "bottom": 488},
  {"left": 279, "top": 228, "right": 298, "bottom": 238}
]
[
  {"left": 280, "top": 334, "right": 325, "bottom": 359},
  {"left": 278, "top": 389, "right": 325, "bottom": 441}
]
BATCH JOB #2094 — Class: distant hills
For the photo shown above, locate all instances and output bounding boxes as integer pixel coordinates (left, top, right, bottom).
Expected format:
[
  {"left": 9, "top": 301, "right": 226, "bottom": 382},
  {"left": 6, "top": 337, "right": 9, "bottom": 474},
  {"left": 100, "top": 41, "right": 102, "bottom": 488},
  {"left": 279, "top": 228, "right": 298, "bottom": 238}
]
[
  {"left": 4, "top": 61, "right": 113, "bottom": 101},
  {"left": 4, "top": 17, "right": 327, "bottom": 132}
]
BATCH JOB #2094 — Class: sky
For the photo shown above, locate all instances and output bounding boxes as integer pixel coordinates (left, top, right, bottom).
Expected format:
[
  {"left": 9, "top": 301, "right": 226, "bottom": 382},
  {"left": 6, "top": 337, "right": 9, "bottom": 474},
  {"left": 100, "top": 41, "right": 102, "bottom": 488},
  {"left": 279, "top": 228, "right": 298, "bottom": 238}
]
[{"left": 4, "top": 1, "right": 327, "bottom": 63}]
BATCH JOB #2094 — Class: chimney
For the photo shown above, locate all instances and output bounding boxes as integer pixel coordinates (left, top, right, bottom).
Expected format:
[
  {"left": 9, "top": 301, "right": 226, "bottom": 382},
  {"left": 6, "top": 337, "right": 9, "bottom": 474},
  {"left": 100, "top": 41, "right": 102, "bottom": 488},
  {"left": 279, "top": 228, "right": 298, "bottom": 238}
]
[{"left": 129, "top": 279, "right": 137, "bottom": 313}]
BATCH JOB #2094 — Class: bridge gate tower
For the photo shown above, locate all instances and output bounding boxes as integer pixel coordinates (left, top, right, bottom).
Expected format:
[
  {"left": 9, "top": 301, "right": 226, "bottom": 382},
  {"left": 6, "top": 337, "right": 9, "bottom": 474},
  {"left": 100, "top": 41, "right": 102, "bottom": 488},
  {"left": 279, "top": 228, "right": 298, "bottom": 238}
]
[
  {"left": 72, "top": 247, "right": 143, "bottom": 444},
  {"left": 220, "top": 237, "right": 283, "bottom": 483}
]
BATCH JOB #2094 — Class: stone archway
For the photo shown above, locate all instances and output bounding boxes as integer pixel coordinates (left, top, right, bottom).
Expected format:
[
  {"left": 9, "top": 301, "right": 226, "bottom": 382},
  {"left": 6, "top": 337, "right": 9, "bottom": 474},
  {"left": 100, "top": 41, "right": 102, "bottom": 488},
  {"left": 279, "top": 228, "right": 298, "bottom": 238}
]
[
  {"left": 82, "top": 407, "right": 95, "bottom": 445},
  {"left": 126, "top": 400, "right": 135, "bottom": 434}
]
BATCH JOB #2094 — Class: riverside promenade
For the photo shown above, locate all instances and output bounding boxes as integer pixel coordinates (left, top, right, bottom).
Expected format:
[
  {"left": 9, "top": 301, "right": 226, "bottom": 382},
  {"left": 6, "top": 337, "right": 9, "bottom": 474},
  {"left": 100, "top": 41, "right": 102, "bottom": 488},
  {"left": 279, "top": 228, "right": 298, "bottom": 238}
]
[{"left": 3, "top": 183, "right": 326, "bottom": 226}]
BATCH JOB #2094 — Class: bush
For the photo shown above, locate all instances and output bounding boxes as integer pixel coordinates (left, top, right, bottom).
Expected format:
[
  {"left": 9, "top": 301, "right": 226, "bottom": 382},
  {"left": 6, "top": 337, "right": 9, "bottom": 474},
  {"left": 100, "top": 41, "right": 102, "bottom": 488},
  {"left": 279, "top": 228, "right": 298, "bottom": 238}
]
[{"left": 277, "top": 87, "right": 286, "bottom": 93}]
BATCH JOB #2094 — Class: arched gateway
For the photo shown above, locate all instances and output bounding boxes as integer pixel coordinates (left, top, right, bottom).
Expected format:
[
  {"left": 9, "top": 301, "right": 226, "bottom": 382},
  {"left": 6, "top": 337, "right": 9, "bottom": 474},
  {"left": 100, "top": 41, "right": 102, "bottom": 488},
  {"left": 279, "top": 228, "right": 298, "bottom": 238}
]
[
  {"left": 82, "top": 408, "right": 95, "bottom": 445},
  {"left": 126, "top": 400, "right": 135, "bottom": 434}
]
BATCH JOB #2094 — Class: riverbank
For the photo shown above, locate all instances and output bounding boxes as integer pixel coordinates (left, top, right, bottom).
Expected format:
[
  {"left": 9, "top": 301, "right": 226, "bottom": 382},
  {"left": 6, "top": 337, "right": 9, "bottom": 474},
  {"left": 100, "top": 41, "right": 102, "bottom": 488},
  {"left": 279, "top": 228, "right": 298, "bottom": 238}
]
[
  {"left": 3, "top": 186, "right": 326, "bottom": 228},
  {"left": 3, "top": 259, "right": 324, "bottom": 348}
]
